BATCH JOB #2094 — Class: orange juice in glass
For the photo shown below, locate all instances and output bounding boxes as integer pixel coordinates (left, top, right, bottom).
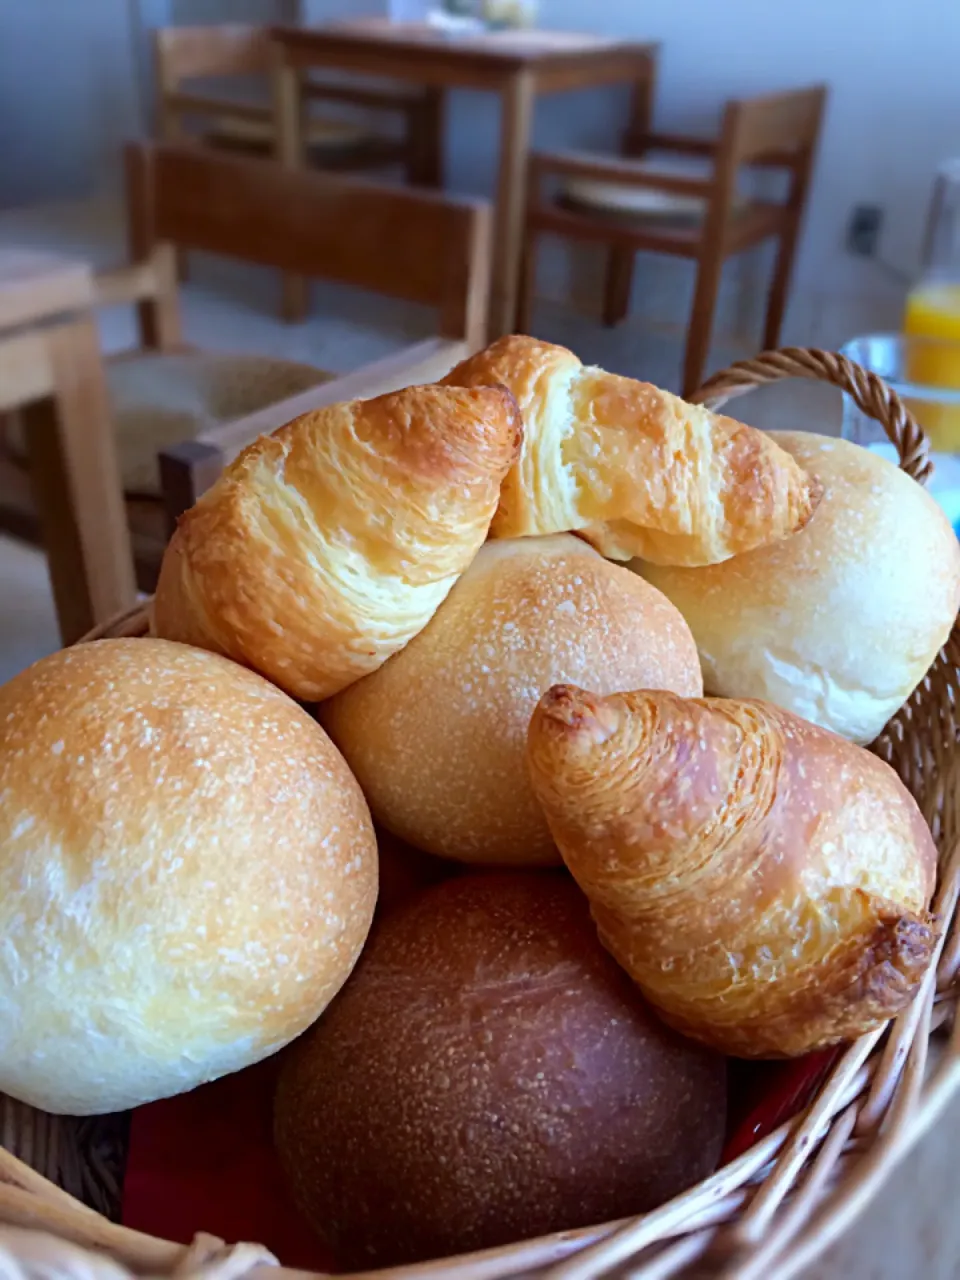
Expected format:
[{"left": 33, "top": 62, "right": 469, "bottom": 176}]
[
  {"left": 903, "top": 159, "right": 960, "bottom": 448},
  {"left": 841, "top": 333, "right": 960, "bottom": 536},
  {"left": 903, "top": 284, "right": 960, "bottom": 448}
]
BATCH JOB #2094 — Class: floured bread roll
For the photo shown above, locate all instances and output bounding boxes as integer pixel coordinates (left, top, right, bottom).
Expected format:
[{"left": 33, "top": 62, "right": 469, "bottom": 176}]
[
  {"left": 321, "top": 535, "right": 702, "bottom": 865},
  {"left": 0, "top": 639, "right": 377, "bottom": 1114},
  {"left": 443, "top": 336, "right": 820, "bottom": 565},
  {"left": 153, "top": 384, "right": 521, "bottom": 701}
]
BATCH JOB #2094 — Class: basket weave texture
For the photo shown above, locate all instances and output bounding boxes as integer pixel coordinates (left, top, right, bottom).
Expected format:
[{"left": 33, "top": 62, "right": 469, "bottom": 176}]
[{"left": 1, "top": 347, "right": 959, "bottom": 1280}]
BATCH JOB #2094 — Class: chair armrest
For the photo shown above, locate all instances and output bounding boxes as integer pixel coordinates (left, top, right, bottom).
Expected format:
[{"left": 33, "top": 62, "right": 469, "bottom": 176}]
[
  {"left": 637, "top": 130, "right": 798, "bottom": 169},
  {"left": 162, "top": 92, "right": 269, "bottom": 124},
  {"left": 635, "top": 131, "right": 718, "bottom": 157},
  {"left": 531, "top": 150, "right": 713, "bottom": 199},
  {"left": 159, "top": 440, "right": 228, "bottom": 533},
  {"left": 301, "top": 81, "right": 426, "bottom": 113}
]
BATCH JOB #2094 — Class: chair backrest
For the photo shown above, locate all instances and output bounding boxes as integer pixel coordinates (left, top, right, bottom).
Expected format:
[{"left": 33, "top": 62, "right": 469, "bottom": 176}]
[
  {"left": 722, "top": 85, "right": 827, "bottom": 168},
  {"left": 698, "top": 84, "right": 827, "bottom": 241},
  {"left": 153, "top": 26, "right": 273, "bottom": 143},
  {"left": 154, "top": 25, "right": 271, "bottom": 87},
  {"left": 123, "top": 140, "right": 491, "bottom": 347}
]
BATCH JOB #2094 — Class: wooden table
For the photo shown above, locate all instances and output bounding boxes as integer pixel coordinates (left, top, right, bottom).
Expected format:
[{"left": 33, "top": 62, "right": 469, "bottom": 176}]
[
  {"left": 0, "top": 250, "right": 136, "bottom": 643},
  {"left": 270, "top": 21, "right": 657, "bottom": 339}
]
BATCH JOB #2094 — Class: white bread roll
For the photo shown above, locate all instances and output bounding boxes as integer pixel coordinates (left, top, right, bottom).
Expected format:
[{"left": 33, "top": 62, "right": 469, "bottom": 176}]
[
  {"left": 638, "top": 433, "right": 960, "bottom": 744},
  {"left": 0, "top": 639, "right": 377, "bottom": 1115},
  {"left": 320, "top": 535, "right": 702, "bottom": 865}
]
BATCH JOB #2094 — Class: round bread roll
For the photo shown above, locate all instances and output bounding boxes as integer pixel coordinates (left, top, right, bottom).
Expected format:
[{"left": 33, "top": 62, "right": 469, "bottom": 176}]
[
  {"left": 320, "top": 535, "right": 702, "bottom": 864},
  {"left": 638, "top": 433, "right": 960, "bottom": 744},
  {"left": 0, "top": 639, "right": 377, "bottom": 1115},
  {"left": 274, "top": 873, "right": 727, "bottom": 1269}
]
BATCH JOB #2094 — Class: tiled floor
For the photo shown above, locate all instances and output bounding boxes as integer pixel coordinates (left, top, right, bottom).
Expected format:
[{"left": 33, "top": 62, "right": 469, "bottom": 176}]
[{"left": 5, "top": 200, "right": 957, "bottom": 1280}]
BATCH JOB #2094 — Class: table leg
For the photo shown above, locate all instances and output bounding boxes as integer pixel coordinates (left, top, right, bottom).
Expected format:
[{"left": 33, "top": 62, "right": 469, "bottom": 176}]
[
  {"left": 272, "top": 59, "right": 309, "bottom": 324},
  {"left": 490, "top": 68, "right": 536, "bottom": 340},
  {"left": 23, "top": 316, "right": 136, "bottom": 643}
]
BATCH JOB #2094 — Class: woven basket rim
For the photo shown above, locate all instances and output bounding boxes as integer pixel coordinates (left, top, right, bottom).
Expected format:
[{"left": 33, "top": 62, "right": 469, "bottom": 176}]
[{"left": 3, "top": 345, "right": 959, "bottom": 1280}]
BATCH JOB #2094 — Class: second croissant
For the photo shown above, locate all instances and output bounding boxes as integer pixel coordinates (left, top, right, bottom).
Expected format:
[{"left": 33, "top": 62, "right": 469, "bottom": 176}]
[
  {"left": 527, "top": 685, "right": 938, "bottom": 1058},
  {"left": 444, "top": 336, "right": 822, "bottom": 566}
]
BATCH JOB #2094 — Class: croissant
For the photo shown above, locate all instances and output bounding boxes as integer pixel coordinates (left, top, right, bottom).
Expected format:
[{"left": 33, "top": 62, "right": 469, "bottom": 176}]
[
  {"left": 527, "top": 685, "right": 938, "bottom": 1057},
  {"left": 153, "top": 384, "right": 521, "bottom": 701},
  {"left": 443, "top": 336, "right": 821, "bottom": 566}
]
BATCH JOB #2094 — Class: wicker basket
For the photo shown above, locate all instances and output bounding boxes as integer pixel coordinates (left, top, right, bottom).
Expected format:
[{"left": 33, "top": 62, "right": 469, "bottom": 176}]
[{"left": 2, "top": 347, "right": 959, "bottom": 1280}]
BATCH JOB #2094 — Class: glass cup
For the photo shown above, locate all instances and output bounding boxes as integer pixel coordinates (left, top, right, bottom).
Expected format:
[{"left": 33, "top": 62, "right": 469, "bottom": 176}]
[{"left": 840, "top": 333, "right": 960, "bottom": 535}]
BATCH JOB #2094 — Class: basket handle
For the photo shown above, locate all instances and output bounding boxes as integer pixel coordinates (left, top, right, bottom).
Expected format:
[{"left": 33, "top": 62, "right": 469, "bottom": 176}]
[{"left": 690, "top": 346, "right": 934, "bottom": 486}]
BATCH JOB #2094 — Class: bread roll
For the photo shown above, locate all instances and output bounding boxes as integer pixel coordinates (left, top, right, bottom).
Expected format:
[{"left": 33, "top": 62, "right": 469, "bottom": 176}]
[
  {"left": 443, "top": 336, "right": 821, "bottom": 565},
  {"left": 528, "top": 685, "right": 938, "bottom": 1058},
  {"left": 153, "top": 383, "right": 521, "bottom": 701},
  {"left": 0, "top": 639, "right": 377, "bottom": 1114},
  {"left": 320, "top": 535, "right": 702, "bottom": 865},
  {"left": 274, "top": 873, "right": 726, "bottom": 1268},
  {"left": 638, "top": 432, "right": 960, "bottom": 744}
]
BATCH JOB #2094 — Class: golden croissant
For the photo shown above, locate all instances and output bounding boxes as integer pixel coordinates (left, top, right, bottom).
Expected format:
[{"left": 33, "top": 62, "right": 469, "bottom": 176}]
[
  {"left": 153, "top": 384, "right": 521, "bottom": 701},
  {"left": 527, "top": 685, "right": 938, "bottom": 1057},
  {"left": 443, "top": 336, "right": 821, "bottom": 566}
]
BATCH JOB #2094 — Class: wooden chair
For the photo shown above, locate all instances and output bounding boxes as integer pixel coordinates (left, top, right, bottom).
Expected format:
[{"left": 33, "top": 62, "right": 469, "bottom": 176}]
[
  {"left": 154, "top": 25, "right": 440, "bottom": 185},
  {"left": 133, "top": 137, "right": 488, "bottom": 525},
  {"left": 0, "top": 244, "right": 329, "bottom": 592},
  {"left": 0, "top": 251, "right": 136, "bottom": 642},
  {"left": 520, "top": 85, "right": 827, "bottom": 396},
  {"left": 0, "top": 142, "right": 490, "bottom": 585}
]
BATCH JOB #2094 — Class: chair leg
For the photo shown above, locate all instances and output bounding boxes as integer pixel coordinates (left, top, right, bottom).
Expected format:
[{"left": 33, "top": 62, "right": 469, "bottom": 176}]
[
  {"left": 683, "top": 252, "right": 725, "bottom": 398},
  {"left": 516, "top": 227, "right": 539, "bottom": 334},
  {"left": 603, "top": 249, "right": 635, "bottom": 327},
  {"left": 763, "top": 220, "right": 801, "bottom": 350}
]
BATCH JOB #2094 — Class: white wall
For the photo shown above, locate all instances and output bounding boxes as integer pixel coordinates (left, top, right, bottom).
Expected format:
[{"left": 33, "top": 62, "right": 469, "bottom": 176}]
[
  {"left": 3, "top": 0, "right": 958, "bottom": 345},
  {"left": 536, "top": 0, "right": 960, "bottom": 343},
  {"left": 0, "top": 0, "right": 143, "bottom": 206},
  {"left": 0, "top": 0, "right": 297, "bottom": 208}
]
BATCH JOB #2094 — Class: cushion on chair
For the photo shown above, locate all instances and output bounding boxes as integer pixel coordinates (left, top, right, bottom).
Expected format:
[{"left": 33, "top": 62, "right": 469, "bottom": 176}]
[
  {"left": 106, "top": 352, "right": 330, "bottom": 496},
  {"left": 562, "top": 151, "right": 745, "bottom": 223}
]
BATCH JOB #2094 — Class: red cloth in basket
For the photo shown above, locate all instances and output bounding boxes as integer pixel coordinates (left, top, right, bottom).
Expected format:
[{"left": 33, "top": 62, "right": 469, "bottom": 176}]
[
  {"left": 121, "top": 1057, "right": 333, "bottom": 1272},
  {"left": 122, "top": 1048, "right": 838, "bottom": 1268}
]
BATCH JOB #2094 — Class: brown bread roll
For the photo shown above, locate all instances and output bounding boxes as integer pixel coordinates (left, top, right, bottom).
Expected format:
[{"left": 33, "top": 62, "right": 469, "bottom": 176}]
[
  {"left": 274, "top": 873, "right": 726, "bottom": 1268},
  {"left": 320, "top": 535, "right": 702, "bottom": 865},
  {"left": 528, "top": 685, "right": 938, "bottom": 1058},
  {"left": 0, "top": 639, "right": 377, "bottom": 1114}
]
